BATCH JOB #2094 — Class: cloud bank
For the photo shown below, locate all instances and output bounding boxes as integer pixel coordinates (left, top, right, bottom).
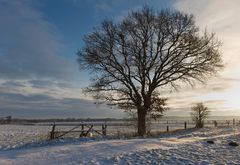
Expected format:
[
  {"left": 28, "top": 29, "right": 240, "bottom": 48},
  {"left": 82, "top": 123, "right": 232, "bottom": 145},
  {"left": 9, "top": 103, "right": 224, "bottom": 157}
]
[
  {"left": 174, "top": 0, "right": 240, "bottom": 70},
  {"left": 1, "top": 0, "right": 240, "bottom": 118},
  {"left": 165, "top": 0, "right": 240, "bottom": 115}
]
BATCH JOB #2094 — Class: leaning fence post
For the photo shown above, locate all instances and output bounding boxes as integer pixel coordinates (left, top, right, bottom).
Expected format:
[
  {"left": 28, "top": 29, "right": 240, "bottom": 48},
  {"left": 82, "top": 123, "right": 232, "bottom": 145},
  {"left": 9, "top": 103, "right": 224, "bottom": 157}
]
[
  {"left": 102, "top": 124, "right": 107, "bottom": 136},
  {"left": 184, "top": 121, "right": 187, "bottom": 130},
  {"left": 50, "top": 122, "right": 56, "bottom": 140},
  {"left": 79, "top": 124, "right": 84, "bottom": 137}
]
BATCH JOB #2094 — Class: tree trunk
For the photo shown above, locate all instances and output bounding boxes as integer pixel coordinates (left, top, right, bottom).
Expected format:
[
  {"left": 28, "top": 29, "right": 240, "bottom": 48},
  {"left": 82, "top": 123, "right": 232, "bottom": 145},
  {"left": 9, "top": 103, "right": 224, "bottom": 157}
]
[{"left": 137, "top": 109, "right": 147, "bottom": 136}]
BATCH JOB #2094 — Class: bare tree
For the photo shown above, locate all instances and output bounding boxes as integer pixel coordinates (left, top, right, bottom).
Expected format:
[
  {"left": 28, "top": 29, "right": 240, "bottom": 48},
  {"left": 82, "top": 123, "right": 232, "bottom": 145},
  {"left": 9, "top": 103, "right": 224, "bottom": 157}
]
[
  {"left": 191, "top": 103, "right": 210, "bottom": 128},
  {"left": 77, "top": 6, "right": 223, "bottom": 136}
]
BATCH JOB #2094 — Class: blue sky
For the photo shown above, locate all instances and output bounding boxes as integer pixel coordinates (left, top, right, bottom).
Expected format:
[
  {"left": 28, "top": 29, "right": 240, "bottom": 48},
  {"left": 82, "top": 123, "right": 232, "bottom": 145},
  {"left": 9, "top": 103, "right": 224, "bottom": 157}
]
[
  {"left": 36, "top": 0, "right": 174, "bottom": 62},
  {"left": 0, "top": 0, "right": 240, "bottom": 119}
]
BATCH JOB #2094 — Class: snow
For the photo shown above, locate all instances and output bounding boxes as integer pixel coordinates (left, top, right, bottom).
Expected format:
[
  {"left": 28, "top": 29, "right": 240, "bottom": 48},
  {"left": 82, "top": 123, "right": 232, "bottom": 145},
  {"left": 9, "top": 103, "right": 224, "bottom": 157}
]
[
  {"left": 0, "top": 125, "right": 50, "bottom": 150},
  {"left": 0, "top": 126, "right": 240, "bottom": 164}
]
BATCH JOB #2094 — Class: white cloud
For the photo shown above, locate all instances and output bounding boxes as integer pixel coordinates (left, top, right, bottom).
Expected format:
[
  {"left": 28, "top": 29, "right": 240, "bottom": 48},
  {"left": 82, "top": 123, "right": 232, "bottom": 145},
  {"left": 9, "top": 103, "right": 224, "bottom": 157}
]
[
  {"left": 174, "top": 0, "right": 240, "bottom": 70},
  {"left": 162, "top": 0, "right": 240, "bottom": 116},
  {"left": 0, "top": 90, "right": 125, "bottom": 119}
]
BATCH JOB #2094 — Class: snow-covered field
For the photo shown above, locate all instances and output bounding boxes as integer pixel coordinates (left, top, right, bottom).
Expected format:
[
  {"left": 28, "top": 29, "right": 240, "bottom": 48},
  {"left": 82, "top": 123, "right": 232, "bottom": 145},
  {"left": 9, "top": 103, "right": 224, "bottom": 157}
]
[
  {"left": 0, "top": 125, "right": 239, "bottom": 165},
  {"left": 0, "top": 121, "right": 197, "bottom": 150},
  {"left": 0, "top": 125, "right": 50, "bottom": 150}
]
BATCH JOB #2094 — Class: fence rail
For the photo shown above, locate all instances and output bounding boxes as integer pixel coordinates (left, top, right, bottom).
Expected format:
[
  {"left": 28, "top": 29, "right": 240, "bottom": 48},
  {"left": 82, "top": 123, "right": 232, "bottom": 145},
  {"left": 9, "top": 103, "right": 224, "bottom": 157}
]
[
  {"left": 49, "top": 122, "right": 108, "bottom": 140},
  {"left": 47, "top": 118, "right": 240, "bottom": 139},
  {"left": 2, "top": 118, "right": 239, "bottom": 140}
]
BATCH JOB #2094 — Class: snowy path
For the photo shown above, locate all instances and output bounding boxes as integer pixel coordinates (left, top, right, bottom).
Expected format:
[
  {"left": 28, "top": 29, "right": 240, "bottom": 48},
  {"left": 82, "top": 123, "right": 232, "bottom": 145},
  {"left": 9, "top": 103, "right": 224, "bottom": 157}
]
[{"left": 0, "top": 126, "right": 240, "bottom": 165}]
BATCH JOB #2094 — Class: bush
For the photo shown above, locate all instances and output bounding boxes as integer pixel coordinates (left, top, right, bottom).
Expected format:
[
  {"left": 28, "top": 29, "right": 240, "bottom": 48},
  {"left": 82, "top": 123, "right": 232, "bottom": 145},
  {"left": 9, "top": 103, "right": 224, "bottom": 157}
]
[{"left": 191, "top": 103, "right": 210, "bottom": 128}]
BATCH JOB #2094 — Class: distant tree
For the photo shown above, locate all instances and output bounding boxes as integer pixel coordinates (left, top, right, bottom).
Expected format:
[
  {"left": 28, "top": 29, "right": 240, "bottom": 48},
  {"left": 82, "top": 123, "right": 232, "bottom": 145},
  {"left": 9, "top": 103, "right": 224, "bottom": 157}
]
[
  {"left": 191, "top": 103, "right": 210, "bottom": 128},
  {"left": 77, "top": 6, "right": 223, "bottom": 136}
]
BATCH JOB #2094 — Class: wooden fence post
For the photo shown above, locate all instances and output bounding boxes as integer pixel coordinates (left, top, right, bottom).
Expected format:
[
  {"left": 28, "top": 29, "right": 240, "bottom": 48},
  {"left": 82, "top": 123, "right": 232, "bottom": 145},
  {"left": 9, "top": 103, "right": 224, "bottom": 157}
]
[
  {"left": 167, "top": 125, "right": 169, "bottom": 132},
  {"left": 226, "top": 120, "right": 230, "bottom": 126},
  {"left": 80, "top": 124, "right": 84, "bottom": 137},
  {"left": 50, "top": 122, "right": 56, "bottom": 140},
  {"left": 184, "top": 121, "right": 187, "bottom": 130},
  {"left": 233, "top": 118, "right": 235, "bottom": 125},
  {"left": 102, "top": 124, "right": 107, "bottom": 136},
  {"left": 213, "top": 120, "right": 217, "bottom": 127}
]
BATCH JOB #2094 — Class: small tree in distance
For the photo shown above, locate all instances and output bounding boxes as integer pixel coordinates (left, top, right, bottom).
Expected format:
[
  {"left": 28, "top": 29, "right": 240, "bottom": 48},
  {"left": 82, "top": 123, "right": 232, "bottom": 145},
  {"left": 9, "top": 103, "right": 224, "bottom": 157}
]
[
  {"left": 191, "top": 103, "right": 210, "bottom": 128},
  {"left": 78, "top": 6, "right": 223, "bottom": 136}
]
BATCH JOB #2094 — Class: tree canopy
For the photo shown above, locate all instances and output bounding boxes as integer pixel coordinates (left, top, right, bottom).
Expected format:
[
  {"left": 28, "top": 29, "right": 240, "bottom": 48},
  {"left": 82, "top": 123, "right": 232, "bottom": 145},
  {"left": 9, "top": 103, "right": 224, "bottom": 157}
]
[{"left": 77, "top": 6, "right": 223, "bottom": 136}]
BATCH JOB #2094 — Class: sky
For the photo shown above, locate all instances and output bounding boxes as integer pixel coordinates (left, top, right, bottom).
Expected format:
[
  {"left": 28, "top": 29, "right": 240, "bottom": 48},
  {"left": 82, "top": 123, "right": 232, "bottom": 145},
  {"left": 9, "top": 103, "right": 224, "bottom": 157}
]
[{"left": 0, "top": 0, "right": 240, "bottom": 119}]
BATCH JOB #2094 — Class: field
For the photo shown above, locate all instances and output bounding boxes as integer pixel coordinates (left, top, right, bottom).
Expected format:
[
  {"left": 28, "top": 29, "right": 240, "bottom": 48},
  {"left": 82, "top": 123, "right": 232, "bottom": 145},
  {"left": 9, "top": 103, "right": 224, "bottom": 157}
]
[
  {"left": 0, "top": 124, "right": 240, "bottom": 164},
  {"left": 0, "top": 118, "right": 238, "bottom": 150},
  {"left": 0, "top": 118, "right": 239, "bottom": 164}
]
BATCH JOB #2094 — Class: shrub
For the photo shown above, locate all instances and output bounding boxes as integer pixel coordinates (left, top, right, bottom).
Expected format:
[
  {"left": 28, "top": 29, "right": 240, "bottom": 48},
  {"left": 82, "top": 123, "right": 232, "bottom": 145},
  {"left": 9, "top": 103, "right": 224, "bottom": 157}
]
[{"left": 191, "top": 103, "right": 210, "bottom": 128}]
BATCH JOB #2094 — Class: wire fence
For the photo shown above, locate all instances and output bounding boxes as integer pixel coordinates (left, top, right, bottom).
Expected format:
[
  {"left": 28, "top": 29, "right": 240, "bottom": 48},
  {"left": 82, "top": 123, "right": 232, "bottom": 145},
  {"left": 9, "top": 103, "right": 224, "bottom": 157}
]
[{"left": 38, "top": 118, "right": 240, "bottom": 138}]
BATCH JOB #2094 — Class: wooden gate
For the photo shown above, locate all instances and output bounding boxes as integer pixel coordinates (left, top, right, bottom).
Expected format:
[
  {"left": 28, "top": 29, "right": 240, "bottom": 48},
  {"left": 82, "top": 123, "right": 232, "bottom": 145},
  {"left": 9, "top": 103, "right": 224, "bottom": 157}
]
[{"left": 49, "top": 122, "right": 107, "bottom": 140}]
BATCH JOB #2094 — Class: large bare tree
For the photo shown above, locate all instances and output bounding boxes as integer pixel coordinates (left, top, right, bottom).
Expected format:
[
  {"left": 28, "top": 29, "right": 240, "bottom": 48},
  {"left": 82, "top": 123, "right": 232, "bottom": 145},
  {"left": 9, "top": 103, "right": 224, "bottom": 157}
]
[{"left": 77, "top": 7, "right": 223, "bottom": 136}]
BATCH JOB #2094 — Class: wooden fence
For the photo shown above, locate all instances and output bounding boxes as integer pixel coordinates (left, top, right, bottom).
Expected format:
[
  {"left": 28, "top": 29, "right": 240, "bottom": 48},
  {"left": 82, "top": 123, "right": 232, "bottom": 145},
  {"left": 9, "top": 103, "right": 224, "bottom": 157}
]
[
  {"left": 47, "top": 118, "right": 239, "bottom": 139},
  {"left": 49, "top": 122, "right": 108, "bottom": 140},
  {"left": 156, "top": 118, "right": 240, "bottom": 132},
  {"left": 2, "top": 118, "right": 238, "bottom": 140}
]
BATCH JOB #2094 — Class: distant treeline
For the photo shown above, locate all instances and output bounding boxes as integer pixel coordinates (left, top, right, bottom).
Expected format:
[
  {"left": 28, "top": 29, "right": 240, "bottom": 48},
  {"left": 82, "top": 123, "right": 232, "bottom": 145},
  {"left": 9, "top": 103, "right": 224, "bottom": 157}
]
[
  {"left": 2, "top": 116, "right": 240, "bottom": 124},
  {"left": 0, "top": 116, "right": 12, "bottom": 124},
  {"left": 7, "top": 117, "right": 129, "bottom": 124}
]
